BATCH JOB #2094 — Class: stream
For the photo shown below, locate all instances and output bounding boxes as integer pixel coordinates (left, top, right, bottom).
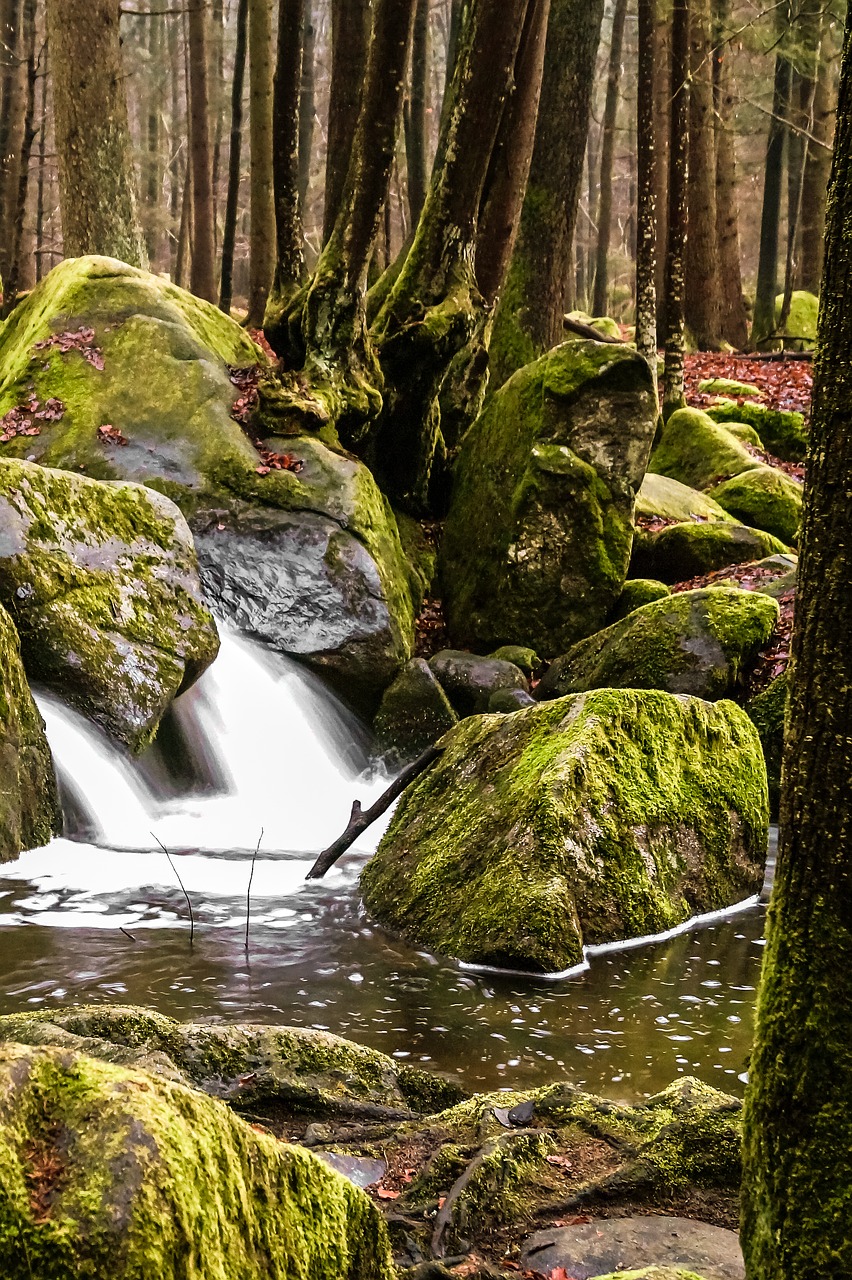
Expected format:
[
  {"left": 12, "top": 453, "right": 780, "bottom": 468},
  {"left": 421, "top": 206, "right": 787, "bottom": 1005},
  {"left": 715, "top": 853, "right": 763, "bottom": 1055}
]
[{"left": 0, "top": 629, "right": 769, "bottom": 1101}]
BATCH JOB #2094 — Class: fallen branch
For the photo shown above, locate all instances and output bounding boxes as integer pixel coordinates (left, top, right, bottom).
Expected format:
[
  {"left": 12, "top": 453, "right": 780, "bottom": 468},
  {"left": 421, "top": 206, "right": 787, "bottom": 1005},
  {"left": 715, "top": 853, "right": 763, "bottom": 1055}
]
[
  {"left": 306, "top": 745, "right": 444, "bottom": 880},
  {"left": 562, "top": 315, "right": 625, "bottom": 344}
]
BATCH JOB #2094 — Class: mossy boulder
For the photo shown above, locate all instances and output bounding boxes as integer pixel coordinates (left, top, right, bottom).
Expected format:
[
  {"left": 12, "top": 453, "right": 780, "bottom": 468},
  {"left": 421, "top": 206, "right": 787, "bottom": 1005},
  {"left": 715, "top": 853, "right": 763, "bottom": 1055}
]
[
  {"left": 708, "top": 465, "right": 803, "bottom": 546},
  {"left": 699, "top": 376, "right": 762, "bottom": 399},
  {"left": 360, "top": 688, "right": 767, "bottom": 972},
  {"left": 631, "top": 520, "right": 790, "bottom": 584},
  {"left": 746, "top": 672, "right": 788, "bottom": 815},
  {"left": 0, "top": 1042, "right": 394, "bottom": 1280},
  {"left": 637, "top": 473, "right": 735, "bottom": 525},
  {"left": 441, "top": 341, "right": 658, "bottom": 655},
  {"left": 489, "top": 644, "right": 540, "bottom": 674},
  {"left": 0, "top": 457, "right": 219, "bottom": 750},
  {"left": 589, "top": 1270, "right": 710, "bottom": 1280},
  {"left": 0, "top": 257, "right": 414, "bottom": 707},
  {"left": 429, "top": 650, "right": 529, "bottom": 716},
  {"left": 776, "top": 288, "right": 819, "bottom": 349},
  {"left": 610, "top": 578, "right": 671, "bottom": 621},
  {"left": 373, "top": 658, "right": 458, "bottom": 767},
  {"left": 0, "top": 603, "right": 59, "bottom": 860},
  {"left": 648, "top": 408, "right": 760, "bottom": 491},
  {"left": 705, "top": 399, "right": 808, "bottom": 464},
  {"left": 537, "top": 588, "right": 779, "bottom": 704},
  {"left": 566, "top": 310, "right": 623, "bottom": 341}
]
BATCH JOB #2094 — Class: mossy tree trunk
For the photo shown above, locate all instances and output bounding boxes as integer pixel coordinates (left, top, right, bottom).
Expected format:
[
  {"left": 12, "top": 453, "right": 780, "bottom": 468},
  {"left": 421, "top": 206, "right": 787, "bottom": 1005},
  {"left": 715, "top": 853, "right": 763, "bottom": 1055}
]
[
  {"left": 753, "top": 13, "right": 792, "bottom": 349},
  {"left": 636, "top": 0, "right": 658, "bottom": 380},
  {"left": 247, "top": 0, "right": 276, "bottom": 325},
  {"left": 219, "top": 0, "right": 249, "bottom": 314},
  {"left": 593, "top": 0, "right": 628, "bottom": 319},
  {"left": 404, "top": 0, "right": 431, "bottom": 227},
  {"left": 45, "top": 0, "right": 146, "bottom": 268},
  {"left": 684, "top": 0, "right": 722, "bottom": 349},
  {"left": 741, "top": 11, "right": 852, "bottom": 1275},
  {"left": 323, "top": 0, "right": 370, "bottom": 245},
  {"left": 186, "top": 0, "right": 217, "bottom": 300},
  {"left": 662, "top": 0, "right": 690, "bottom": 418},
  {"left": 270, "top": 0, "right": 305, "bottom": 310},
  {"left": 3, "top": 0, "right": 36, "bottom": 313},
  {"left": 713, "top": 0, "right": 749, "bottom": 349}
]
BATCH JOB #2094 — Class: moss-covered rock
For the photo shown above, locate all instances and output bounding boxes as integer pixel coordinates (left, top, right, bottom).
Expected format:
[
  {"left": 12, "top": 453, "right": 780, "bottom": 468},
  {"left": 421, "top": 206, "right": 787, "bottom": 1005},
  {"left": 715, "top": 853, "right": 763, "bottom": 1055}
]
[
  {"left": 746, "top": 672, "right": 788, "bottom": 815},
  {"left": 648, "top": 408, "right": 760, "bottom": 491},
  {"left": 705, "top": 399, "right": 808, "bottom": 464},
  {"left": 775, "top": 288, "right": 819, "bottom": 349},
  {"left": 699, "top": 376, "right": 762, "bottom": 399},
  {"left": 537, "top": 588, "right": 779, "bottom": 704},
  {"left": 0, "top": 257, "right": 414, "bottom": 707},
  {"left": 708, "top": 465, "right": 803, "bottom": 547},
  {"left": 488, "top": 644, "right": 540, "bottom": 674},
  {"left": 0, "top": 603, "right": 59, "bottom": 860},
  {"left": 0, "top": 457, "right": 219, "bottom": 750},
  {"left": 636, "top": 474, "right": 735, "bottom": 525},
  {"left": 441, "top": 341, "right": 657, "bottom": 655},
  {"left": 610, "top": 578, "right": 671, "bottom": 621},
  {"left": 374, "top": 658, "right": 458, "bottom": 766},
  {"left": 566, "top": 310, "right": 623, "bottom": 341},
  {"left": 360, "top": 688, "right": 767, "bottom": 972},
  {"left": 588, "top": 1270, "right": 710, "bottom": 1280},
  {"left": 631, "top": 520, "right": 790, "bottom": 584},
  {"left": 0, "top": 1042, "right": 394, "bottom": 1280},
  {"left": 429, "top": 650, "right": 529, "bottom": 716}
]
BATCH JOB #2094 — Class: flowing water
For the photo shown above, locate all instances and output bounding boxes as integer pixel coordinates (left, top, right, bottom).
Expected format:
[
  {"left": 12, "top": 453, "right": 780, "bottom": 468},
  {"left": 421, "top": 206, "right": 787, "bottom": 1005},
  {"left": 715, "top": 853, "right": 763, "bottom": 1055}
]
[{"left": 0, "top": 629, "right": 768, "bottom": 1101}]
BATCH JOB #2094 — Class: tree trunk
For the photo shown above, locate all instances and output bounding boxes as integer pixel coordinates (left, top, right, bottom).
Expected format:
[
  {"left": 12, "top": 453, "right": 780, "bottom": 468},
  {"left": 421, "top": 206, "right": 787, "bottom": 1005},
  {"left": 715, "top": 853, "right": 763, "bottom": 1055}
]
[
  {"left": 713, "top": 0, "right": 748, "bottom": 348},
  {"left": 404, "top": 0, "right": 430, "bottom": 226},
  {"left": 324, "top": 0, "right": 370, "bottom": 244},
  {"left": 635, "top": 0, "right": 658, "bottom": 380},
  {"left": 4, "top": 0, "right": 36, "bottom": 312},
  {"left": 45, "top": 0, "right": 146, "bottom": 266},
  {"left": 662, "top": 0, "right": 689, "bottom": 417},
  {"left": 741, "top": 12, "right": 852, "bottom": 1277},
  {"left": 269, "top": 0, "right": 305, "bottom": 309},
  {"left": 684, "top": 0, "right": 722, "bottom": 348},
  {"left": 144, "top": 12, "right": 163, "bottom": 267},
  {"left": 0, "top": 0, "right": 24, "bottom": 285},
  {"left": 489, "top": 0, "right": 605, "bottom": 386},
  {"left": 298, "top": 0, "right": 316, "bottom": 225},
  {"left": 653, "top": 4, "right": 670, "bottom": 331},
  {"left": 797, "top": 0, "right": 833, "bottom": 294},
  {"left": 186, "top": 0, "right": 216, "bottom": 300},
  {"left": 35, "top": 30, "right": 48, "bottom": 283},
  {"left": 168, "top": 11, "right": 183, "bottom": 278},
  {"left": 219, "top": 0, "right": 249, "bottom": 314},
  {"left": 753, "top": 28, "right": 791, "bottom": 349},
  {"left": 593, "top": 0, "right": 629, "bottom": 318},
  {"left": 247, "top": 0, "right": 276, "bottom": 324}
]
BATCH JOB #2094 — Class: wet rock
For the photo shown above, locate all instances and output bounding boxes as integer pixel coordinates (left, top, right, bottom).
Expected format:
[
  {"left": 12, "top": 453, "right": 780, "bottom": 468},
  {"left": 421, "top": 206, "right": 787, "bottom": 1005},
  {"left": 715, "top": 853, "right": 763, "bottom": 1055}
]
[
  {"left": 488, "top": 687, "right": 536, "bottom": 714},
  {"left": 317, "top": 1152, "right": 387, "bottom": 1188},
  {"left": 0, "top": 457, "right": 219, "bottom": 750},
  {"left": 0, "top": 602, "right": 59, "bottom": 861},
  {"left": 361, "top": 688, "right": 767, "bottom": 972},
  {"left": 374, "top": 658, "right": 458, "bottom": 766},
  {"left": 0, "top": 1042, "right": 394, "bottom": 1280},
  {"left": 746, "top": 671, "right": 788, "bottom": 816},
  {"left": 523, "top": 1217, "right": 742, "bottom": 1280},
  {"left": 631, "top": 521, "right": 789, "bottom": 584},
  {"left": 488, "top": 644, "right": 540, "bottom": 674},
  {"left": 441, "top": 341, "right": 657, "bottom": 654},
  {"left": 429, "top": 650, "right": 528, "bottom": 716},
  {"left": 537, "top": 588, "right": 779, "bottom": 704}
]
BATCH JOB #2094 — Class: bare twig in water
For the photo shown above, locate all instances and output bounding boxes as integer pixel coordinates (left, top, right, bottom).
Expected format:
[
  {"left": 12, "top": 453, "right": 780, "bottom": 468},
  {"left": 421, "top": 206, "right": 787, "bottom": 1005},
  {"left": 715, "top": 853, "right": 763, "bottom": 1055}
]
[
  {"left": 306, "top": 745, "right": 444, "bottom": 880},
  {"left": 245, "top": 827, "right": 263, "bottom": 952},
  {"left": 119, "top": 926, "right": 137, "bottom": 943},
  {"left": 152, "top": 833, "right": 195, "bottom": 947}
]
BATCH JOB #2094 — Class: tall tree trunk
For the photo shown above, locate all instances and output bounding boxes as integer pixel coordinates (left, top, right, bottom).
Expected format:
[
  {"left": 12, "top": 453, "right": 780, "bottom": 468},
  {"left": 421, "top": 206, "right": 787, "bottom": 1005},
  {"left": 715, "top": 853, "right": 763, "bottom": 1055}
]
[
  {"left": 269, "top": 0, "right": 306, "bottom": 309},
  {"left": 489, "top": 0, "right": 605, "bottom": 386},
  {"left": 404, "top": 0, "right": 430, "bottom": 226},
  {"left": 684, "top": 0, "right": 722, "bottom": 348},
  {"left": 168, "top": 11, "right": 183, "bottom": 277},
  {"left": 145, "top": 11, "right": 163, "bottom": 268},
  {"left": 4, "top": 0, "right": 36, "bottom": 312},
  {"left": 45, "top": 0, "right": 146, "bottom": 266},
  {"left": 635, "top": 0, "right": 658, "bottom": 380},
  {"left": 1, "top": 0, "right": 27, "bottom": 283},
  {"left": 797, "top": 0, "right": 833, "bottom": 294},
  {"left": 653, "top": 4, "right": 670, "bottom": 331},
  {"left": 741, "top": 12, "right": 852, "bottom": 1276},
  {"left": 298, "top": 0, "right": 316, "bottom": 225},
  {"left": 220, "top": 0, "right": 249, "bottom": 314},
  {"left": 175, "top": 159, "right": 192, "bottom": 289},
  {"left": 211, "top": 0, "right": 225, "bottom": 252},
  {"left": 35, "top": 30, "right": 48, "bottom": 283},
  {"left": 186, "top": 0, "right": 216, "bottom": 300},
  {"left": 323, "top": 0, "right": 370, "bottom": 244},
  {"left": 662, "top": 0, "right": 690, "bottom": 417},
  {"left": 593, "top": 0, "right": 628, "bottom": 318},
  {"left": 713, "top": 0, "right": 748, "bottom": 348},
  {"left": 247, "top": 0, "right": 276, "bottom": 324},
  {"left": 753, "top": 23, "right": 792, "bottom": 349}
]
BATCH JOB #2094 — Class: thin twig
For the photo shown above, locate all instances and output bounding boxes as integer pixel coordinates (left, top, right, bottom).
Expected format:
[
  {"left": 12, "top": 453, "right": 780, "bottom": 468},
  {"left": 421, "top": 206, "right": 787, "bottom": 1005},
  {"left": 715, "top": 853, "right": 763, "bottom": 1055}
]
[
  {"left": 119, "top": 926, "right": 138, "bottom": 943},
  {"left": 245, "top": 828, "right": 263, "bottom": 952},
  {"left": 152, "top": 833, "right": 195, "bottom": 947}
]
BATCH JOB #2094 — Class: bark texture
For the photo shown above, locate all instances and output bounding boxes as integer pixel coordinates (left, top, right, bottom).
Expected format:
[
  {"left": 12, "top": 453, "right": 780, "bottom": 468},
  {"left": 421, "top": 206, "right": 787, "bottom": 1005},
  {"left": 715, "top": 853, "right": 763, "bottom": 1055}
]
[
  {"left": 404, "top": 0, "right": 430, "bottom": 226},
  {"left": 324, "top": 0, "right": 370, "bottom": 244},
  {"left": 684, "top": 0, "right": 721, "bottom": 348},
  {"left": 220, "top": 0, "right": 249, "bottom": 313},
  {"left": 662, "top": 0, "right": 689, "bottom": 417},
  {"left": 636, "top": 0, "right": 658, "bottom": 378},
  {"left": 593, "top": 0, "right": 629, "bottom": 318},
  {"left": 187, "top": 0, "right": 217, "bottom": 300},
  {"left": 271, "top": 0, "right": 306, "bottom": 302},
  {"left": 248, "top": 0, "right": 276, "bottom": 324},
  {"left": 753, "top": 37, "right": 791, "bottom": 348},
  {"left": 713, "top": 0, "right": 748, "bottom": 348}
]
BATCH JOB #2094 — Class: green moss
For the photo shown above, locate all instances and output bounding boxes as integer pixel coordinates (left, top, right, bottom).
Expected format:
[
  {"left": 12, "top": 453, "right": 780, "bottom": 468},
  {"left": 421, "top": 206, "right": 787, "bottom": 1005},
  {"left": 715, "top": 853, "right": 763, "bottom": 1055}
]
[
  {"left": 610, "top": 579, "right": 671, "bottom": 621},
  {"left": 705, "top": 399, "right": 808, "bottom": 464},
  {"left": 373, "top": 659, "right": 458, "bottom": 767},
  {"left": 361, "top": 687, "right": 767, "bottom": 972},
  {"left": 709, "top": 465, "right": 803, "bottom": 546},
  {"left": 746, "top": 671, "right": 788, "bottom": 815},
  {"left": 0, "top": 1042, "right": 394, "bottom": 1279},
  {"left": 648, "top": 407, "right": 760, "bottom": 490},
  {"left": 632, "top": 520, "right": 790, "bottom": 585},
  {"left": 775, "top": 289, "right": 819, "bottom": 349},
  {"left": 489, "top": 645, "right": 540, "bottom": 673},
  {"left": 636, "top": 473, "right": 735, "bottom": 525},
  {"left": 699, "top": 376, "right": 762, "bottom": 398},
  {"left": 588, "top": 1269, "right": 710, "bottom": 1280}
]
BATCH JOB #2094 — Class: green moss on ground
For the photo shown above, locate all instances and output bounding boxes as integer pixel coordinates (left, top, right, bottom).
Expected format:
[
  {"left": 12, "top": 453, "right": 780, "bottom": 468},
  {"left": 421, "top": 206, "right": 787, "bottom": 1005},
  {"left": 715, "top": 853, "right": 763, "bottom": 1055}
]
[
  {"left": 699, "top": 377, "right": 762, "bottom": 399},
  {"left": 705, "top": 399, "right": 808, "bottom": 464},
  {"left": 709, "top": 465, "right": 803, "bottom": 546}
]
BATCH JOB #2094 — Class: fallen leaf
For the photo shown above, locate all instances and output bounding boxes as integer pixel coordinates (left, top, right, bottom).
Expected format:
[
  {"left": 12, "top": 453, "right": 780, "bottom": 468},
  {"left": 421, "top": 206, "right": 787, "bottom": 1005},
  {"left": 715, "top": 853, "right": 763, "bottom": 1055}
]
[{"left": 375, "top": 1187, "right": 400, "bottom": 1200}]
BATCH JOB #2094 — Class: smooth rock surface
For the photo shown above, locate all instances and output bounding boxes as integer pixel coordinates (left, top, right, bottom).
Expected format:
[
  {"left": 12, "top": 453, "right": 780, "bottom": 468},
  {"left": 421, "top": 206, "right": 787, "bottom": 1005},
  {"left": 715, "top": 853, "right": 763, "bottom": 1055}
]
[
  {"left": 523, "top": 1217, "right": 744, "bottom": 1280},
  {"left": 429, "top": 649, "right": 528, "bottom": 716}
]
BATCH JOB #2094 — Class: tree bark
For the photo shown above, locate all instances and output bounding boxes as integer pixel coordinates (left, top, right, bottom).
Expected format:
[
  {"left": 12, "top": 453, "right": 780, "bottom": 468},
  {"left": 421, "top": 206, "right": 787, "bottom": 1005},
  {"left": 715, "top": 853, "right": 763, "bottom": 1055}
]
[
  {"left": 144, "top": 11, "right": 163, "bottom": 267},
  {"left": 797, "top": 0, "right": 833, "bottom": 294},
  {"left": 635, "top": 0, "right": 658, "bottom": 381},
  {"left": 662, "top": 0, "right": 689, "bottom": 417},
  {"left": 4, "top": 0, "right": 36, "bottom": 312},
  {"left": 653, "top": 4, "right": 670, "bottom": 331},
  {"left": 684, "top": 0, "right": 722, "bottom": 348},
  {"left": 247, "top": 0, "right": 276, "bottom": 324},
  {"left": 713, "top": 0, "right": 748, "bottom": 348},
  {"left": 45, "top": 0, "right": 146, "bottom": 266},
  {"left": 752, "top": 27, "right": 792, "bottom": 349},
  {"left": 298, "top": 0, "right": 316, "bottom": 223},
  {"left": 593, "top": 0, "right": 629, "bottom": 318},
  {"left": 186, "top": 0, "right": 217, "bottom": 300},
  {"left": 324, "top": 0, "right": 370, "bottom": 245},
  {"left": 270, "top": 0, "right": 305, "bottom": 307},
  {"left": 0, "top": 0, "right": 24, "bottom": 285},
  {"left": 741, "top": 12, "right": 852, "bottom": 1276},
  {"left": 35, "top": 29, "right": 48, "bottom": 283},
  {"left": 219, "top": 0, "right": 249, "bottom": 314},
  {"left": 404, "top": 0, "right": 430, "bottom": 226}
]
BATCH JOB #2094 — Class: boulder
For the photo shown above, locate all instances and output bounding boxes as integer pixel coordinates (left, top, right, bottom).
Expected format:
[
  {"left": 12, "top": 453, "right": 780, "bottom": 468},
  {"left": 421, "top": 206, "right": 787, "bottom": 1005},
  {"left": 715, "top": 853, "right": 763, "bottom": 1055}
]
[
  {"left": 0, "top": 457, "right": 219, "bottom": 750},
  {"left": 0, "top": 602, "right": 59, "bottom": 860},
  {"left": 488, "top": 687, "right": 536, "bottom": 713},
  {"left": 488, "top": 644, "right": 540, "bottom": 674},
  {"left": 705, "top": 400, "right": 807, "bottom": 464},
  {"left": 360, "top": 688, "right": 767, "bottom": 972},
  {"left": 429, "top": 649, "right": 529, "bottom": 716},
  {"left": 0, "top": 257, "right": 414, "bottom": 707},
  {"left": 0, "top": 1042, "right": 394, "bottom": 1280},
  {"left": 610, "top": 578, "right": 671, "bottom": 621},
  {"left": 441, "top": 341, "right": 658, "bottom": 654},
  {"left": 699, "top": 376, "right": 762, "bottom": 399},
  {"left": 648, "top": 408, "right": 759, "bottom": 491},
  {"left": 631, "top": 521, "right": 790, "bottom": 584},
  {"left": 709, "top": 465, "right": 803, "bottom": 546},
  {"left": 746, "top": 672, "right": 788, "bottom": 815},
  {"left": 374, "top": 658, "right": 458, "bottom": 766},
  {"left": 637, "top": 473, "right": 735, "bottom": 524},
  {"left": 537, "top": 588, "right": 779, "bottom": 704},
  {"left": 776, "top": 288, "right": 819, "bottom": 350}
]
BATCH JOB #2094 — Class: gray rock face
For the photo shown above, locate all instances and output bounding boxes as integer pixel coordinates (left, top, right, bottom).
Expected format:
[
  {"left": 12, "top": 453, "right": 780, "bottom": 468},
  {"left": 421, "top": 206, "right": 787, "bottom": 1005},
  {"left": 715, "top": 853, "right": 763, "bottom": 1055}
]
[
  {"left": 522, "top": 1218, "right": 744, "bottom": 1280},
  {"left": 428, "top": 649, "right": 528, "bottom": 716},
  {"left": 373, "top": 658, "right": 458, "bottom": 766}
]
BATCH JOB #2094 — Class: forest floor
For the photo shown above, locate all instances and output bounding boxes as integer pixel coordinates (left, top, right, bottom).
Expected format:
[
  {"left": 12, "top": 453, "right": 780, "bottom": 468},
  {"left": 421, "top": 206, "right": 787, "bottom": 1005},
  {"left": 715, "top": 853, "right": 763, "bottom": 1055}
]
[{"left": 683, "top": 350, "right": 812, "bottom": 418}]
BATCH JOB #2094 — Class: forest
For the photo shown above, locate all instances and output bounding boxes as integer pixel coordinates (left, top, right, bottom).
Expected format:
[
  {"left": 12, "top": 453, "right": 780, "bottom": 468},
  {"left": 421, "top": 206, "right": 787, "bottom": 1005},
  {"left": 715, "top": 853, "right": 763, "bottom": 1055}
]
[{"left": 0, "top": 0, "right": 850, "bottom": 1278}]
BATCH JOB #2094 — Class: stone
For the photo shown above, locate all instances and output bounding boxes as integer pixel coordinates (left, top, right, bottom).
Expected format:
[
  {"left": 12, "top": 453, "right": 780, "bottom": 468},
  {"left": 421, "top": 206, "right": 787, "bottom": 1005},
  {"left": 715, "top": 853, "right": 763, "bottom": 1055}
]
[
  {"left": 523, "top": 1217, "right": 743, "bottom": 1280},
  {"left": 0, "top": 457, "right": 219, "bottom": 751},
  {"left": 488, "top": 644, "right": 540, "bottom": 674},
  {"left": 637, "top": 473, "right": 735, "bottom": 525},
  {"left": 537, "top": 588, "right": 779, "bottom": 704},
  {"left": 746, "top": 672, "right": 788, "bottom": 816},
  {"left": 699, "top": 376, "right": 762, "bottom": 399},
  {"left": 373, "top": 658, "right": 458, "bottom": 766},
  {"left": 610, "top": 578, "right": 671, "bottom": 621},
  {"left": 0, "top": 256, "right": 414, "bottom": 708},
  {"left": 648, "top": 408, "right": 760, "bottom": 491},
  {"left": 360, "top": 688, "right": 767, "bottom": 972},
  {"left": 0, "top": 602, "right": 59, "bottom": 861},
  {"left": 0, "top": 1042, "right": 394, "bottom": 1280},
  {"left": 488, "top": 687, "right": 536, "bottom": 713},
  {"left": 441, "top": 341, "right": 658, "bottom": 654},
  {"left": 708, "top": 465, "right": 803, "bottom": 547},
  {"left": 705, "top": 400, "right": 807, "bottom": 464},
  {"left": 631, "top": 521, "right": 790, "bottom": 584},
  {"left": 428, "top": 650, "right": 528, "bottom": 716},
  {"left": 775, "top": 288, "right": 819, "bottom": 350}
]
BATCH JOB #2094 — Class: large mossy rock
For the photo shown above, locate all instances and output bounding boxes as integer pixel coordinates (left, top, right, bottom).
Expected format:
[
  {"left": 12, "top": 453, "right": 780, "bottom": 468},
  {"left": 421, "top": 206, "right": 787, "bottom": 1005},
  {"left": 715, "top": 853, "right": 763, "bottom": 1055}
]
[
  {"left": 374, "top": 658, "right": 458, "bottom": 767},
  {"left": 631, "top": 521, "right": 790, "bottom": 584},
  {"left": 441, "top": 341, "right": 658, "bottom": 655},
  {"left": 0, "top": 257, "right": 414, "bottom": 707},
  {"left": 775, "top": 288, "right": 818, "bottom": 351},
  {"left": 360, "top": 688, "right": 767, "bottom": 972},
  {"left": 0, "top": 1042, "right": 394, "bottom": 1280},
  {"left": 538, "top": 587, "right": 779, "bottom": 704},
  {"left": 746, "top": 672, "right": 788, "bottom": 815},
  {"left": 705, "top": 399, "right": 808, "bottom": 464},
  {"left": 648, "top": 408, "right": 760, "bottom": 492},
  {"left": 0, "top": 603, "right": 59, "bottom": 861},
  {"left": 708, "top": 465, "right": 803, "bottom": 547},
  {"left": 0, "top": 458, "right": 219, "bottom": 750},
  {"left": 636, "top": 473, "right": 735, "bottom": 525}
]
